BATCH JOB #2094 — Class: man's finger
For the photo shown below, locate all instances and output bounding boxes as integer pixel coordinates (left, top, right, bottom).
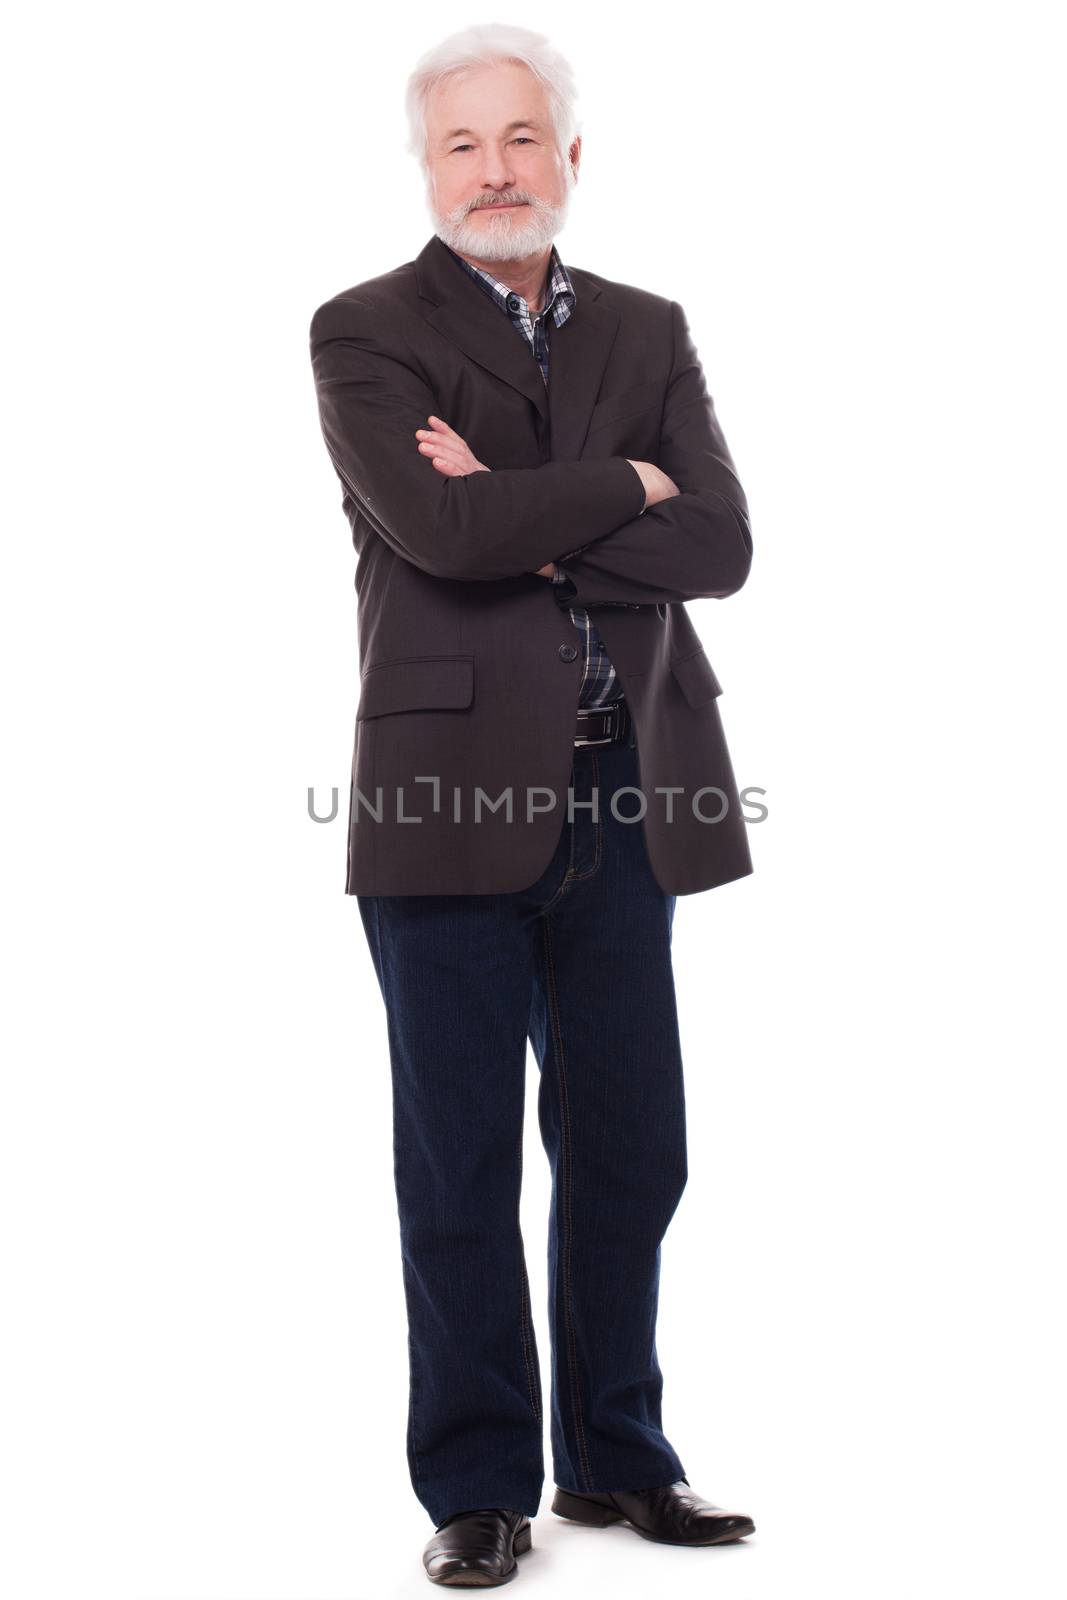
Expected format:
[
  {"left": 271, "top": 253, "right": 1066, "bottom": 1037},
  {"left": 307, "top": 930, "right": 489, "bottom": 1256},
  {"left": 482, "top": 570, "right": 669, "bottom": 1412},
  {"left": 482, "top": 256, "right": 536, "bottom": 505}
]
[{"left": 426, "top": 414, "right": 459, "bottom": 437}]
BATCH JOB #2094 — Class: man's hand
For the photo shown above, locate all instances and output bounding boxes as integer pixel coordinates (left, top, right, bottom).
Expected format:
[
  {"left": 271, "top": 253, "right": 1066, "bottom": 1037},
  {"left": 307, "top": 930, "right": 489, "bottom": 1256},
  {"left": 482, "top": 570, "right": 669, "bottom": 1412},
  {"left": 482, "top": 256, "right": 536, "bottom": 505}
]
[
  {"left": 625, "top": 459, "right": 681, "bottom": 509},
  {"left": 415, "top": 415, "right": 490, "bottom": 477}
]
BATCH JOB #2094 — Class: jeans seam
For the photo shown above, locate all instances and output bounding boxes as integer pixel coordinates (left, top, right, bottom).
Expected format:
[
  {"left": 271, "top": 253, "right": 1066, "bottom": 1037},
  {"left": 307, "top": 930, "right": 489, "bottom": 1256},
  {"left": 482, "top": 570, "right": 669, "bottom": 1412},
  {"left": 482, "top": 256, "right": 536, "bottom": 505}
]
[
  {"left": 379, "top": 889, "right": 424, "bottom": 1501},
  {"left": 560, "top": 750, "right": 603, "bottom": 883},
  {"left": 540, "top": 792, "right": 577, "bottom": 915},
  {"left": 516, "top": 1128, "right": 542, "bottom": 1423},
  {"left": 541, "top": 915, "right": 595, "bottom": 1490}
]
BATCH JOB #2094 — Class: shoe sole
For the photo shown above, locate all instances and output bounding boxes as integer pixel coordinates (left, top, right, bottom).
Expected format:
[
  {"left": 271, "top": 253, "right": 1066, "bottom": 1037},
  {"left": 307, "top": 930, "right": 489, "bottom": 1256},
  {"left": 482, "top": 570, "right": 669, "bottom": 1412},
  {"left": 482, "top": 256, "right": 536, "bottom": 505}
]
[{"left": 426, "top": 1521, "right": 532, "bottom": 1586}]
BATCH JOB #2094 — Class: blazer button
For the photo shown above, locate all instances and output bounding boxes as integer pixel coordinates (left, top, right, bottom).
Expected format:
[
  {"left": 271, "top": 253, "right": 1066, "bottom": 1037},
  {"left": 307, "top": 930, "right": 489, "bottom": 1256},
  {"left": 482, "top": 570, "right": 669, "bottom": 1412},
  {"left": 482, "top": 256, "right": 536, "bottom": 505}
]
[{"left": 558, "top": 642, "right": 578, "bottom": 661}]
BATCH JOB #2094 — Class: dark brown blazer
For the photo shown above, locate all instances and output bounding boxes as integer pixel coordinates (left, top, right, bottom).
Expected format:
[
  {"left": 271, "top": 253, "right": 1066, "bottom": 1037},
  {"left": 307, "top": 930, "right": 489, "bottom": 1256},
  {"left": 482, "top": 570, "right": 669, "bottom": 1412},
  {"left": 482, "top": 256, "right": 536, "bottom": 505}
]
[{"left": 308, "top": 233, "right": 754, "bottom": 896}]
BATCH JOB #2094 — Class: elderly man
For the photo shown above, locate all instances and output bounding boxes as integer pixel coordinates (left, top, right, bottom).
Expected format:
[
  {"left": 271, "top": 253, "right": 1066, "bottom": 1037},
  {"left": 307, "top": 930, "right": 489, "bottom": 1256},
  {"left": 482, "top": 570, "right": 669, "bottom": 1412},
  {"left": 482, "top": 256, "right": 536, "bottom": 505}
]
[{"left": 309, "top": 22, "right": 756, "bottom": 1587}]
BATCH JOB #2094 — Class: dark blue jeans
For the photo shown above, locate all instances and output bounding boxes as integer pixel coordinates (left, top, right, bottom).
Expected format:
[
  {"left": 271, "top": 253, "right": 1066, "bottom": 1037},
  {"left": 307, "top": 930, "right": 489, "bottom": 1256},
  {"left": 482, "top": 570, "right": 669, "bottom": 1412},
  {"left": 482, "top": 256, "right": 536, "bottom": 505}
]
[{"left": 357, "top": 734, "right": 689, "bottom": 1528}]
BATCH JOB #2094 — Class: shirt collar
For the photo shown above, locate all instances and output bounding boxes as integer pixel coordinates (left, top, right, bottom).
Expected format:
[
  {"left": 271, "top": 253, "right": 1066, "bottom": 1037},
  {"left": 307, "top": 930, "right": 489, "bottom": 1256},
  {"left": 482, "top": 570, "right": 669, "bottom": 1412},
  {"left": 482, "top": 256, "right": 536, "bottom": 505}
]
[{"left": 443, "top": 239, "right": 575, "bottom": 326}]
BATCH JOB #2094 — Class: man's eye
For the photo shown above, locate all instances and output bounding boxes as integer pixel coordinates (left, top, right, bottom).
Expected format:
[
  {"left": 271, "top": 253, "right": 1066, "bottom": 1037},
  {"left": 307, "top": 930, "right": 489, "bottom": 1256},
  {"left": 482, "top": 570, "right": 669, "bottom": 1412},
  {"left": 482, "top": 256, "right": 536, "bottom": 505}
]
[{"left": 450, "top": 138, "right": 534, "bottom": 153}]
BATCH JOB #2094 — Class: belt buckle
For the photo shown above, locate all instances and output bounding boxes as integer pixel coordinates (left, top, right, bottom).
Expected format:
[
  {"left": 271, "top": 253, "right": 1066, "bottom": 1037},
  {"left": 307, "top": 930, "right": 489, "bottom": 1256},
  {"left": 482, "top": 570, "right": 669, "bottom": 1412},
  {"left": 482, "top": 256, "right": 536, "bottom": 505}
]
[{"left": 575, "top": 703, "right": 619, "bottom": 747}]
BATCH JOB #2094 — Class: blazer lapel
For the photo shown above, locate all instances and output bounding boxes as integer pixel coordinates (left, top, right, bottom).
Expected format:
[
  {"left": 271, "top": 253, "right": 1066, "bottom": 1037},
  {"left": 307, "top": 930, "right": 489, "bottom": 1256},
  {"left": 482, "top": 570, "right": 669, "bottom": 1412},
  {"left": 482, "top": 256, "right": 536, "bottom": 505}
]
[
  {"left": 544, "top": 278, "right": 622, "bottom": 462},
  {"left": 413, "top": 234, "right": 622, "bottom": 462}
]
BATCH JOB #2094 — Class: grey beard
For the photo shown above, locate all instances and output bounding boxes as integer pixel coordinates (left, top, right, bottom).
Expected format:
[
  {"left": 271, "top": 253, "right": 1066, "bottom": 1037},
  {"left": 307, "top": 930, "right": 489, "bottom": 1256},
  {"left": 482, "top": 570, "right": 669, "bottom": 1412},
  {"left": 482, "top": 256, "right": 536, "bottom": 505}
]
[{"left": 429, "top": 190, "right": 571, "bottom": 264}]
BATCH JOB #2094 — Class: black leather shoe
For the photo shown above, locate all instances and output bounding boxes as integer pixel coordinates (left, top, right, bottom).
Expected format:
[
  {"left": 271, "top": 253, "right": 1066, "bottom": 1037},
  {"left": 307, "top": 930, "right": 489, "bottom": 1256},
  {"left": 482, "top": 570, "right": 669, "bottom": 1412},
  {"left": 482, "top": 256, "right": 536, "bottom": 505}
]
[
  {"left": 422, "top": 1507, "right": 533, "bottom": 1586},
  {"left": 551, "top": 1477, "right": 755, "bottom": 1546}
]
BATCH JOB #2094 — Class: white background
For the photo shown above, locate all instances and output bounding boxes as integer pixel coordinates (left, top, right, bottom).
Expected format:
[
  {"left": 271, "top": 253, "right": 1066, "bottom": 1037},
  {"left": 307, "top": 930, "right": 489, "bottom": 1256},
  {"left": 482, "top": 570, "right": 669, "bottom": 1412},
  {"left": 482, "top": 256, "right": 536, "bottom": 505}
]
[{"left": 3, "top": 3, "right": 1064, "bottom": 1597}]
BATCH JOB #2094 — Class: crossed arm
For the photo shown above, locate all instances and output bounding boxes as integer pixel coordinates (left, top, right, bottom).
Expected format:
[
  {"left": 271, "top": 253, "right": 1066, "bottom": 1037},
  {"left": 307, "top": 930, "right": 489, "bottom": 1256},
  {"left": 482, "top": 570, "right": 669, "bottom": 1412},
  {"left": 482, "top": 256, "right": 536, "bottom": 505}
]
[
  {"left": 410, "top": 414, "right": 678, "bottom": 581},
  {"left": 309, "top": 296, "right": 751, "bottom": 603}
]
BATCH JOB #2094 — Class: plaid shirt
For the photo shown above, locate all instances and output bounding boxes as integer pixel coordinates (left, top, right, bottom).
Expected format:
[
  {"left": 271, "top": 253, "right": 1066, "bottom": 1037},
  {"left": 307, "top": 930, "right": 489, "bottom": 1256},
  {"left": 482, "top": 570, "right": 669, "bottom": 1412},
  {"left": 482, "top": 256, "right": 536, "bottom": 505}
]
[{"left": 444, "top": 241, "right": 625, "bottom": 709}]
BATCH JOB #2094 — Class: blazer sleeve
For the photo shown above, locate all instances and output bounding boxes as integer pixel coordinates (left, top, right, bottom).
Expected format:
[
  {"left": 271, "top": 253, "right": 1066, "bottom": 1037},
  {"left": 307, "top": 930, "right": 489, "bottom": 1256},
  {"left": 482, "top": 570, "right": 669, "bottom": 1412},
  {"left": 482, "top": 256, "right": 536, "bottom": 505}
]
[
  {"left": 543, "top": 300, "right": 753, "bottom": 607},
  {"left": 309, "top": 298, "right": 647, "bottom": 582}
]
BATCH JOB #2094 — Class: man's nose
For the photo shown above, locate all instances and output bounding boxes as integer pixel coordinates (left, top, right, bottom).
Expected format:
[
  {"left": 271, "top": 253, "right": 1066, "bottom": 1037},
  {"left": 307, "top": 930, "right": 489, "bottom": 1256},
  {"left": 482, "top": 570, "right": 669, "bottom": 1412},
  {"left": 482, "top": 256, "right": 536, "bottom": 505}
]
[{"left": 478, "top": 152, "right": 515, "bottom": 189}]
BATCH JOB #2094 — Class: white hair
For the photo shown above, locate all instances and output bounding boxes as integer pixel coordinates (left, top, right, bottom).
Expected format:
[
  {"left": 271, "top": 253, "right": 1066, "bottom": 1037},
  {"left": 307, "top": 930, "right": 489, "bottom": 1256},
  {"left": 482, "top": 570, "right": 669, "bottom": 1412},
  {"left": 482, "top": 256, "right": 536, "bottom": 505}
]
[{"left": 404, "top": 23, "right": 581, "bottom": 174}]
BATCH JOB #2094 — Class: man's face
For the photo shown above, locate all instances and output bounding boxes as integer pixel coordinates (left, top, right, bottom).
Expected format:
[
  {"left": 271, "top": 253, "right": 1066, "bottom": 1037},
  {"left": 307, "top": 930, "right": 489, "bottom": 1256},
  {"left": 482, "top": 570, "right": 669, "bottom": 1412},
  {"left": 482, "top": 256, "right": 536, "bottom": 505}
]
[{"left": 424, "top": 60, "right": 579, "bottom": 264}]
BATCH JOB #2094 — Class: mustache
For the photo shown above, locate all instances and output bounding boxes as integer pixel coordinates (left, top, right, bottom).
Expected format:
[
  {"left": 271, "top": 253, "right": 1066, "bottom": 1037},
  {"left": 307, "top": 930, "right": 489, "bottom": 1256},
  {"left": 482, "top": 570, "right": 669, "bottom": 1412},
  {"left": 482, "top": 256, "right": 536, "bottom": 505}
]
[{"left": 468, "top": 194, "right": 537, "bottom": 211}]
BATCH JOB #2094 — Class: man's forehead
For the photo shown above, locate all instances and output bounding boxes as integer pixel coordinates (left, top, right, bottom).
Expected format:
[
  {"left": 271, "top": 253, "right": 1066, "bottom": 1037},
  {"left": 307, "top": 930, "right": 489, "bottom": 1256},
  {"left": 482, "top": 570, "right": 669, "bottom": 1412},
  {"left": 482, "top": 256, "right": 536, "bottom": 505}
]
[{"left": 425, "top": 66, "right": 549, "bottom": 139}]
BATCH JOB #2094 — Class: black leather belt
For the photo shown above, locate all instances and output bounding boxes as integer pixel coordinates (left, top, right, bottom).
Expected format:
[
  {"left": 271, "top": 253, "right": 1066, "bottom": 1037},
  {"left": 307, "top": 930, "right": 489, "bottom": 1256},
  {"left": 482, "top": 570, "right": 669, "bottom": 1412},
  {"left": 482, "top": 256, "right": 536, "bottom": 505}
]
[{"left": 574, "top": 698, "right": 631, "bottom": 747}]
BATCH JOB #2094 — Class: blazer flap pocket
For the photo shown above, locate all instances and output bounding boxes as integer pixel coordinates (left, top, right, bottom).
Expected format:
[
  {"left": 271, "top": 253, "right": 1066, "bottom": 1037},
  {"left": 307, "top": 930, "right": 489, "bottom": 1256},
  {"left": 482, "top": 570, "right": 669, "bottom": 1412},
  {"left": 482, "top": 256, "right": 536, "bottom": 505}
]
[
  {"left": 670, "top": 647, "right": 722, "bottom": 707},
  {"left": 357, "top": 654, "right": 474, "bottom": 719},
  {"left": 587, "top": 379, "right": 663, "bottom": 434}
]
